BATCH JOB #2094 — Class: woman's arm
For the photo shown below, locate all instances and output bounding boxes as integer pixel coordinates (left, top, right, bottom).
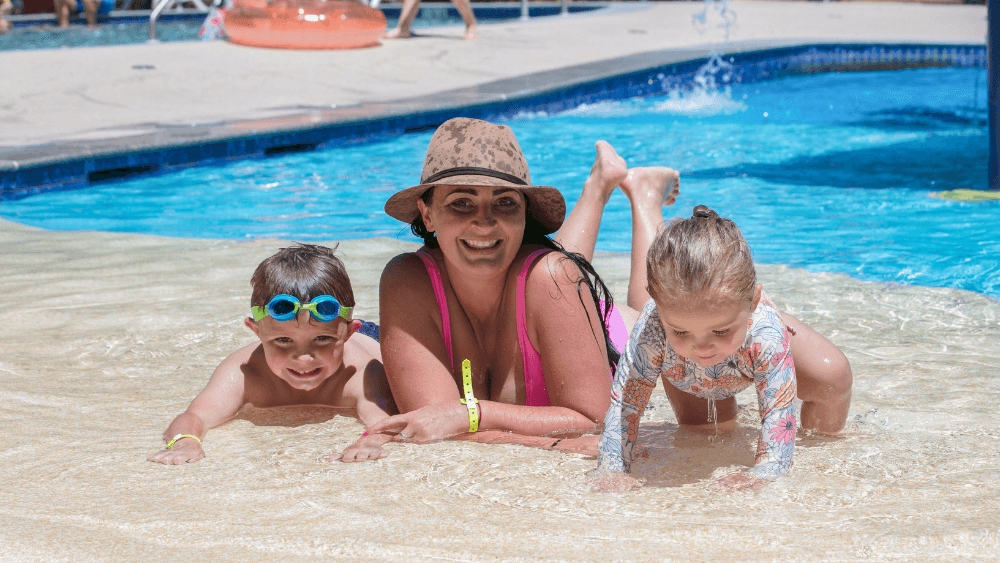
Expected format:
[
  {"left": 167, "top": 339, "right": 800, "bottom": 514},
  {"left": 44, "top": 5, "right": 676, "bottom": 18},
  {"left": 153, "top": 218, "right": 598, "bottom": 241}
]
[
  {"left": 376, "top": 252, "right": 473, "bottom": 440},
  {"left": 529, "top": 251, "right": 616, "bottom": 425}
]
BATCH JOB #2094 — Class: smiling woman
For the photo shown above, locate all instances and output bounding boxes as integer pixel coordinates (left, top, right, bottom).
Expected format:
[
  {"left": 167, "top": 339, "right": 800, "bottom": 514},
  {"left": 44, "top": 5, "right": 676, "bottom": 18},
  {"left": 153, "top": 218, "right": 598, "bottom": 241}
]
[{"left": 364, "top": 117, "right": 681, "bottom": 450}]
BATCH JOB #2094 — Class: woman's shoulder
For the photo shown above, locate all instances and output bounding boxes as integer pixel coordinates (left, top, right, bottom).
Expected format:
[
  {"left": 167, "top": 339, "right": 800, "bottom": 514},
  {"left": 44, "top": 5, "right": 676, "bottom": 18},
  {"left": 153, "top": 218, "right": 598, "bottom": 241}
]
[{"left": 380, "top": 248, "right": 437, "bottom": 295}]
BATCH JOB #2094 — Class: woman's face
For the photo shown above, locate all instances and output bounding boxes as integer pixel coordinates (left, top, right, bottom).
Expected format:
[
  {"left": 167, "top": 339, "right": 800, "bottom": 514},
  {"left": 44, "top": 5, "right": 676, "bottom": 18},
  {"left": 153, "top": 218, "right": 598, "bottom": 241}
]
[{"left": 417, "top": 185, "right": 527, "bottom": 276}]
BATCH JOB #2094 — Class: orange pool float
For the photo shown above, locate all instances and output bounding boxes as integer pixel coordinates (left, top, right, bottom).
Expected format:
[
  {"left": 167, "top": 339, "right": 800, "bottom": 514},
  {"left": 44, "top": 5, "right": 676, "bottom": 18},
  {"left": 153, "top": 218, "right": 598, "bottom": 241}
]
[{"left": 225, "top": 0, "right": 387, "bottom": 50}]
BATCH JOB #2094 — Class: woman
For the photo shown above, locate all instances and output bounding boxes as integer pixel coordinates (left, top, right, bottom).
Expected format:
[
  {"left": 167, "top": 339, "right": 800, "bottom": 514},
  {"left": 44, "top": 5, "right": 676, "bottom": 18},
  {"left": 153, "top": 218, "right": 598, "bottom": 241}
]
[{"left": 363, "top": 117, "right": 851, "bottom": 453}]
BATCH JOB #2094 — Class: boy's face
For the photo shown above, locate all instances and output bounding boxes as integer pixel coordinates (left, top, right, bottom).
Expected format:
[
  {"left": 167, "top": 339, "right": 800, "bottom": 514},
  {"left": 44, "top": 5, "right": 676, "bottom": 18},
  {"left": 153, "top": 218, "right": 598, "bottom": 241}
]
[{"left": 245, "top": 313, "right": 358, "bottom": 391}]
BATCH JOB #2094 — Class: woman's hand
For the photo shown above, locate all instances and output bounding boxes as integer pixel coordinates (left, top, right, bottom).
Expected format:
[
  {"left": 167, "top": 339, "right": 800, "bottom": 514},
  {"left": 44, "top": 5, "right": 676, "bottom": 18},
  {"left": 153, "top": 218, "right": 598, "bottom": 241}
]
[
  {"left": 365, "top": 400, "right": 474, "bottom": 443},
  {"left": 147, "top": 440, "right": 205, "bottom": 465}
]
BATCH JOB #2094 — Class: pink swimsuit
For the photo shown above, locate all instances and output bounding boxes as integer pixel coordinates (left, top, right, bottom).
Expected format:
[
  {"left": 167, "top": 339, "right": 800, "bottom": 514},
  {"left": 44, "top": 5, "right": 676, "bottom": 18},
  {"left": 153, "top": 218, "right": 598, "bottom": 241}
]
[{"left": 416, "top": 249, "right": 629, "bottom": 407}]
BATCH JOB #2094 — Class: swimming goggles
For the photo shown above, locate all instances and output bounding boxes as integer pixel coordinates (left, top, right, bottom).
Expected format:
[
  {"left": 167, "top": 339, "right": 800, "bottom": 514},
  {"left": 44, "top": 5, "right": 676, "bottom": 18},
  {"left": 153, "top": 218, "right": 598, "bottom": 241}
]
[{"left": 251, "top": 294, "right": 353, "bottom": 323}]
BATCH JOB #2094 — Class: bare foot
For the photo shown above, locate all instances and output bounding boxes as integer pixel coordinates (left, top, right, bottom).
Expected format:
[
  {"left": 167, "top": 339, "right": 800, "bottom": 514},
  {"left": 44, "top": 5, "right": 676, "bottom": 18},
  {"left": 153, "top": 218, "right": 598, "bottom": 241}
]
[
  {"left": 462, "top": 24, "right": 477, "bottom": 40},
  {"left": 619, "top": 166, "right": 681, "bottom": 211},
  {"left": 383, "top": 27, "right": 411, "bottom": 39},
  {"left": 582, "top": 140, "right": 628, "bottom": 204}
]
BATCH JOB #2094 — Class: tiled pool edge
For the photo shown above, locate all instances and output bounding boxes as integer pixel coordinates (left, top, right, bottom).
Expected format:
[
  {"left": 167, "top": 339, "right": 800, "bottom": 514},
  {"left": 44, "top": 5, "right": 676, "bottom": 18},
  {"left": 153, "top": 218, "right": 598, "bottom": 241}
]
[{"left": 0, "top": 40, "right": 986, "bottom": 200}]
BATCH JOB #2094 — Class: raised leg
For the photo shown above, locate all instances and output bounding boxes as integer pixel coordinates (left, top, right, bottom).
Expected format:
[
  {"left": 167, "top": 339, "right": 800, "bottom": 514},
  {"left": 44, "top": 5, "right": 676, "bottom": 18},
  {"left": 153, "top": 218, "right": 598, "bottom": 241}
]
[
  {"left": 618, "top": 166, "right": 679, "bottom": 310},
  {"left": 781, "top": 312, "right": 853, "bottom": 434},
  {"left": 384, "top": 0, "right": 421, "bottom": 39},
  {"left": 553, "top": 140, "right": 627, "bottom": 262}
]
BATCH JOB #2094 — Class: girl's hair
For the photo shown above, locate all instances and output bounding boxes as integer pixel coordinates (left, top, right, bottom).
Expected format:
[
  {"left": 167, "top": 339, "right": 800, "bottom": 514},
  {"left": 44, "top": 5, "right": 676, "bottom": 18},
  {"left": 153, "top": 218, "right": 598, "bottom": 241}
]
[
  {"left": 250, "top": 243, "right": 356, "bottom": 309},
  {"left": 646, "top": 205, "right": 757, "bottom": 306},
  {"left": 410, "top": 187, "right": 621, "bottom": 368}
]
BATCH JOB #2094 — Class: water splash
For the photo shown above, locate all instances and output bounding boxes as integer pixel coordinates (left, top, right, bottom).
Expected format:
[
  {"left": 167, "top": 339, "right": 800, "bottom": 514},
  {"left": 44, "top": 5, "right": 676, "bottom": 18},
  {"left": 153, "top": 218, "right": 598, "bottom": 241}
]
[{"left": 687, "top": 0, "right": 739, "bottom": 103}]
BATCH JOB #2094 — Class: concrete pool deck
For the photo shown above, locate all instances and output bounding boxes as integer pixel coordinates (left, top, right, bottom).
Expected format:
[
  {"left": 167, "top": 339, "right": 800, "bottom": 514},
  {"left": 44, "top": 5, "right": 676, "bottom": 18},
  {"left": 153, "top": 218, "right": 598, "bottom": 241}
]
[{"left": 0, "top": 0, "right": 987, "bottom": 156}]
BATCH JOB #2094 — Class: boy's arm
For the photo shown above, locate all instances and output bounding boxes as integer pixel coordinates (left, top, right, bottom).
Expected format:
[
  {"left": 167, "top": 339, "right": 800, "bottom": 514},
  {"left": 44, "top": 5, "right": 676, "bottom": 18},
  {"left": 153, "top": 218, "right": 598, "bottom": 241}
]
[
  {"left": 147, "top": 343, "right": 255, "bottom": 465},
  {"left": 329, "top": 341, "right": 397, "bottom": 463}
]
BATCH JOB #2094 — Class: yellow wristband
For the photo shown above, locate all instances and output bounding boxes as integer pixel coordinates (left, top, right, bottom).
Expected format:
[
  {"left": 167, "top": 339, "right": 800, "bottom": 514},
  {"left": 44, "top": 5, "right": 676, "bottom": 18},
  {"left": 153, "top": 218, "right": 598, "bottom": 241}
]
[
  {"left": 458, "top": 359, "right": 479, "bottom": 432},
  {"left": 165, "top": 434, "right": 202, "bottom": 449}
]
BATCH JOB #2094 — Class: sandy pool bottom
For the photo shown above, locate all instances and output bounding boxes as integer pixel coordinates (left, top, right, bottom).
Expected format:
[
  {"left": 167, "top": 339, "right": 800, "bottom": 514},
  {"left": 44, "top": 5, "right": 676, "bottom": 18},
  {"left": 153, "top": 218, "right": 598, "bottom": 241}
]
[{"left": 1, "top": 218, "right": 998, "bottom": 562}]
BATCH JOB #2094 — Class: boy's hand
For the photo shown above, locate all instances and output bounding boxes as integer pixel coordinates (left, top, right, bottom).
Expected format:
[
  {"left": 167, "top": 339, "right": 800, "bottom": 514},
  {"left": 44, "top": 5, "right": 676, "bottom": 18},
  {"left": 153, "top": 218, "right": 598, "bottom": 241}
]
[
  {"left": 327, "top": 432, "right": 392, "bottom": 463},
  {"left": 147, "top": 440, "right": 205, "bottom": 465}
]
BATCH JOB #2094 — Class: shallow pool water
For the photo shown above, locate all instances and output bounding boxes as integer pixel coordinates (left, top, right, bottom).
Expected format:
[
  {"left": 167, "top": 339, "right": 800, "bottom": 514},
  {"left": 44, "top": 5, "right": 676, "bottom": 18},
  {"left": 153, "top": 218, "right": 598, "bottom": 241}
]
[{"left": 1, "top": 66, "right": 995, "bottom": 298}]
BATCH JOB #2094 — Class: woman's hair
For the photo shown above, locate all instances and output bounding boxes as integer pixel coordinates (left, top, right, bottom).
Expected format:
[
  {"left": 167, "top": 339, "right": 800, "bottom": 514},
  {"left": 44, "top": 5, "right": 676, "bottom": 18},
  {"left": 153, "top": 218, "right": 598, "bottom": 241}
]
[
  {"left": 410, "top": 187, "right": 621, "bottom": 368},
  {"left": 646, "top": 205, "right": 756, "bottom": 306},
  {"left": 250, "top": 243, "right": 356, "bottom": 309}
]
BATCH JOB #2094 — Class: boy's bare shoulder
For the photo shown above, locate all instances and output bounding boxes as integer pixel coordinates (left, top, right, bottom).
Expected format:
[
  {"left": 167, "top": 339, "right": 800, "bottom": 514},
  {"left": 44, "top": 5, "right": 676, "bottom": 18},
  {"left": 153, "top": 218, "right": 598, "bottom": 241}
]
[{"left": 344, "top": 330, "right": 382, "bottom": 367}]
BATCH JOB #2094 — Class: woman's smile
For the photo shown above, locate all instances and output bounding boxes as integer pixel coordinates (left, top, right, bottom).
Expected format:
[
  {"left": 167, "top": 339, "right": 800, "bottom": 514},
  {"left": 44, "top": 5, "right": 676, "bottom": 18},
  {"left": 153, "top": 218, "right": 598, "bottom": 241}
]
[{"left": 462, "top": 238, "right": 501, "bottom": 250}]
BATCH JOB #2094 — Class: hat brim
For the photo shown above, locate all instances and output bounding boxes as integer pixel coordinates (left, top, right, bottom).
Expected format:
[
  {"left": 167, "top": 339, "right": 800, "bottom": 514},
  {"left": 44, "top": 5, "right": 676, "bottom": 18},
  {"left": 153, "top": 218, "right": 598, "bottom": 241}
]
[{"left": 384, "top": 176, "right": 566, "bottom": 235}]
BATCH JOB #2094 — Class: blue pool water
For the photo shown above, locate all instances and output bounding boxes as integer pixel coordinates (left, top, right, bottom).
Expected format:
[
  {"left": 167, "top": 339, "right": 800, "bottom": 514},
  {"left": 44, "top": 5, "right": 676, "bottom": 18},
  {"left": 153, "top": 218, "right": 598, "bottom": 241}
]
[{"left": 1, "top": 67, "right": 996, "bottom": 298}]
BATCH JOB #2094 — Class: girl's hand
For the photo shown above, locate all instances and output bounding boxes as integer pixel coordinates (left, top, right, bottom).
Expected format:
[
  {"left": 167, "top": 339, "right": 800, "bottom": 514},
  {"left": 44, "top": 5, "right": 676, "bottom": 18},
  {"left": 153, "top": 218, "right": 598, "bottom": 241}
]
[
  {"left": 147, "top": 440, "right": 205, "bottom": 465},
  {"left": 365, "top": 400, "right": 472, "bottom": 443},
  {"left": 715, "top": 472, "right": 771, "bottom": 491},
  {"left": 586, "top": 469, "right": 643, "bottom": 493},
  {"left": 328, "top": 433, "right": 391, "bottom": 463}
]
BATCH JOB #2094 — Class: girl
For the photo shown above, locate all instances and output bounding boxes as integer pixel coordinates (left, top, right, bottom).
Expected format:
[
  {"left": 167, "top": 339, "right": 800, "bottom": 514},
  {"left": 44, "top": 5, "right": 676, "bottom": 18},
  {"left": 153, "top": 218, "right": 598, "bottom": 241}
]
[{"left": 596, "top": 206, "right": 852, "bottom": 490}]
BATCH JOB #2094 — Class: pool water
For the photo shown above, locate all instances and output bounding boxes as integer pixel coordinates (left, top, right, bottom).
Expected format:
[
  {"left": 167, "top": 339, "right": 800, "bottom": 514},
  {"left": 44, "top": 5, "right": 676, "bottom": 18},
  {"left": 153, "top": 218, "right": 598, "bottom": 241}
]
[{"left": 1, "top": 67, "right": 995, "bottom": 298}]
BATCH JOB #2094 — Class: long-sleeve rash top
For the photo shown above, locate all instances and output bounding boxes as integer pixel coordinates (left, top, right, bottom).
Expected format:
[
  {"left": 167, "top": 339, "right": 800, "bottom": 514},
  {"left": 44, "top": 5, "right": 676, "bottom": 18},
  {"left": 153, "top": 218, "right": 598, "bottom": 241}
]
[{"left": 597, "top": 293, "right": 797, "bottom": 478}]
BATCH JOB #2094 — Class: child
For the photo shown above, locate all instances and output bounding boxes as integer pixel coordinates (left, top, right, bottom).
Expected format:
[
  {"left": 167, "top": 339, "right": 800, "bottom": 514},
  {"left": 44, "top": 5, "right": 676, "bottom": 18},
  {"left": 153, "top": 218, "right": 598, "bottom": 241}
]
[
  {"left": 596, "top": 206, "right": 850, "bottom": 490},
  {"left": 147, "top": 243, "right": 396, "bottom": 465}
]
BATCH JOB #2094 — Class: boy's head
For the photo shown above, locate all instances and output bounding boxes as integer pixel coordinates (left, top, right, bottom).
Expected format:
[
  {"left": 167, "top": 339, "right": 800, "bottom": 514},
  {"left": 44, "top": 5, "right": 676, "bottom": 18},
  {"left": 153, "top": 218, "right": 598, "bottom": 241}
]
[
  {"left": 250, "top": 243, "right": 355, "bottom": 312},
  {"left": 246, "top": 243, "right": 360, "bottom": 391}
]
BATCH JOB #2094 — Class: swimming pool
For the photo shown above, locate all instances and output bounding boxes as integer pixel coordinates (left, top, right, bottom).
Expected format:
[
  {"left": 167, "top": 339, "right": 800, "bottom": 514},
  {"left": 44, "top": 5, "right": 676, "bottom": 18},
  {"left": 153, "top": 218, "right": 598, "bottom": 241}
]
[{"left": 1, "top": 65, "right": 995, "bottom": 299}]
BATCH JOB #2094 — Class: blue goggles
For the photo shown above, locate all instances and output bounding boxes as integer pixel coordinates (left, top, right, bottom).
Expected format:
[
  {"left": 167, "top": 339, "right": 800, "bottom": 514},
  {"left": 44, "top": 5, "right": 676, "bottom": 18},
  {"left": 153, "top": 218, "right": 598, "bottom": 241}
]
[{"left": 251, "top": 294, "right": 353, "bottom": 323}]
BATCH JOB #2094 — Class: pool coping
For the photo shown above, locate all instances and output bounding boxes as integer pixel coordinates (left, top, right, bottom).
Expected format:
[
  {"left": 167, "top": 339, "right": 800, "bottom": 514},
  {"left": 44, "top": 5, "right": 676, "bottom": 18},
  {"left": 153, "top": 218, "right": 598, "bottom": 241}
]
[{"left": 0, "top": 39, "right": 986, "bottom": 198}]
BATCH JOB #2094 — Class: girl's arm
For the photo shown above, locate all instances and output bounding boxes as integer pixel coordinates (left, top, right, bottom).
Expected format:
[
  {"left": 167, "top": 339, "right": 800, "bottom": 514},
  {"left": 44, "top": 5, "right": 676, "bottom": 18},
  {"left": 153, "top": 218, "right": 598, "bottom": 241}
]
[
  {"left": 746, "top": 307, "right": 797, "bottom": 479},
  {"left": 146, "top": 343, "right": 253, "bottom": 465},
  {"left": 596, "top": 301, "right": 662, "bottom": 472}
]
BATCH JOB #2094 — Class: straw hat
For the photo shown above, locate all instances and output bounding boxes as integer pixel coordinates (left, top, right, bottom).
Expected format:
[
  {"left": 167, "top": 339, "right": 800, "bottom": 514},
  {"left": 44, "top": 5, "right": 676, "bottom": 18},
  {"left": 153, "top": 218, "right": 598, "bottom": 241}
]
[{"left": 384, "top": 118, "right": 567, "bottom": 234}]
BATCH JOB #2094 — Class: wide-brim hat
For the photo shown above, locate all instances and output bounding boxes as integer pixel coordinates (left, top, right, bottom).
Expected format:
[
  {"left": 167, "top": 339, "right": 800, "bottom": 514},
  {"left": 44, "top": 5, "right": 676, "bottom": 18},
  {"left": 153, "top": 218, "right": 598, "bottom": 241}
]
[{"left": 384, "top": 117, "right": 567, "bottom": 234}]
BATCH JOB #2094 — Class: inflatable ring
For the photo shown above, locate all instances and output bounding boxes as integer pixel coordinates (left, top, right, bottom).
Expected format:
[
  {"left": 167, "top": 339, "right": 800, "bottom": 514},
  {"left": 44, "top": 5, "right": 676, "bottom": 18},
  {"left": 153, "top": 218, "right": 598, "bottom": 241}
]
[{"left": 225, "top": 0, "right": 387, "bottom": 50}]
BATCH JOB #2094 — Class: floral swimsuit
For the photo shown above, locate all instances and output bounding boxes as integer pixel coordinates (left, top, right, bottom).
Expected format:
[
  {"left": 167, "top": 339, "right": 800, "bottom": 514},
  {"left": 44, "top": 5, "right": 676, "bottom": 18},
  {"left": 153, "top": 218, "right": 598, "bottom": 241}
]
[{"left": 597, "top": 292, "right": 797, "bottom": 478}]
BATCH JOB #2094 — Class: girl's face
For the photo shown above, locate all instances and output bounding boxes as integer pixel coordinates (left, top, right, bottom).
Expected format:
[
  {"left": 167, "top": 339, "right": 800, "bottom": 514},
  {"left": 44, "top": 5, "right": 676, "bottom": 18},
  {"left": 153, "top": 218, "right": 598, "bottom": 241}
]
[
  {"left": 417, "top": 185, "right": 527, "bottom": 276},
  {"left": 655, "top": 286, "right": 762, "bottom": 367}
]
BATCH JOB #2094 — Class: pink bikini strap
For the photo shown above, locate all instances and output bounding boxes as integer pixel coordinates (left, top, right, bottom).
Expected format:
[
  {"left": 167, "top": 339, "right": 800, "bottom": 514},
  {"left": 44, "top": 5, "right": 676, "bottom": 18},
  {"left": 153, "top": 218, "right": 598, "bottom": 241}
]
[
  {"left": 517, "top": 249, "right": 552, "bottom": 407},
  {"left": 415, "top": 250, "right": 454, "bottom": 372}
]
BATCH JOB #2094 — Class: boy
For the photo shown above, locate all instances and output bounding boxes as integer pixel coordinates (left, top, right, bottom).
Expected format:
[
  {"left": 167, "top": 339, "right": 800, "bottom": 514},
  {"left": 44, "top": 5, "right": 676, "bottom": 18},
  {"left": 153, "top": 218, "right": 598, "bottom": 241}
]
[{"left": 148, "top": 243, "right": 396, "bottom": 465}]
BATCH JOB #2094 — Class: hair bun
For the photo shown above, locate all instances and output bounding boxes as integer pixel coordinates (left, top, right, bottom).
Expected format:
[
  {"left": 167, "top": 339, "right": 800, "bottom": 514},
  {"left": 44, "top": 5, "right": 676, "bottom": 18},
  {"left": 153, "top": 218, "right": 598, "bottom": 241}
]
[{"left": 692, "top": 205, "right": 715, "bottom": 218}]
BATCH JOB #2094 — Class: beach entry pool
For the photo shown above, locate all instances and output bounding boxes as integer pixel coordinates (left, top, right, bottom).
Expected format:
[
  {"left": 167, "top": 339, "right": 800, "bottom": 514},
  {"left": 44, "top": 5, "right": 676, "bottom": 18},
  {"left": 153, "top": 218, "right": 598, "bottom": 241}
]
[
  {"left": 1, "top": 66, "right": 993, "bottom": 299},
  {"left": 2, "top": 39, "right": 1000, "bottom": 562}
]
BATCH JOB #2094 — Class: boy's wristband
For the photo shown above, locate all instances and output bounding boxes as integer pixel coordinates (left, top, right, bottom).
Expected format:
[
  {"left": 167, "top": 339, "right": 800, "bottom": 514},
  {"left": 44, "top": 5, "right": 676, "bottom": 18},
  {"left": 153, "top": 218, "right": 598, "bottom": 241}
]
[
  {"left": 165, "top": 434, "right": 202, "bottom": 449},
  {"left": 459, "top": 359, "right": 479, "bottom": 432}
]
